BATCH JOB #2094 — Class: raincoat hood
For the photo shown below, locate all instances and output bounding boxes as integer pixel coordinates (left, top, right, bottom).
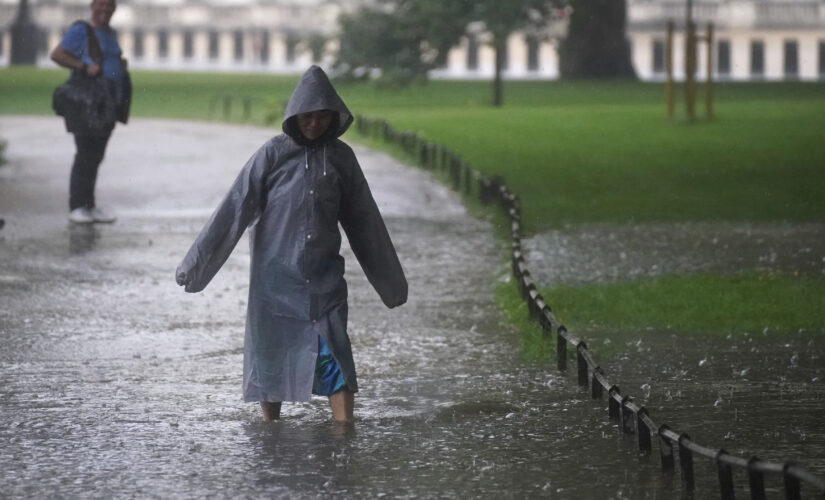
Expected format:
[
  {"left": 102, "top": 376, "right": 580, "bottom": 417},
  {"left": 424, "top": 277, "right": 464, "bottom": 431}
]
[{"left": 282, "top": 65, "right": 353, "bottom": 143}]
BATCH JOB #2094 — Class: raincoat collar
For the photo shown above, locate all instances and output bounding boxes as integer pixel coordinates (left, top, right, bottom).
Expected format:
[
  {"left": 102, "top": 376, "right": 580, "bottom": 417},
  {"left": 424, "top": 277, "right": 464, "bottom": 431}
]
[{"left": 282, "top": 65, "right": 353, "bottom": 144}]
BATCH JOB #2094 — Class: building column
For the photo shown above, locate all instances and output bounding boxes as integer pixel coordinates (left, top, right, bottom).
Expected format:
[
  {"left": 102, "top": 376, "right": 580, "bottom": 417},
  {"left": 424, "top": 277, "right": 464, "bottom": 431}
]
[
  {"left": 168, "top": 30, "right": 183, "bottom": 64},
  {"left": 540, "top": 40, "right": 559, "bottom": 78},
  {"left": 798, "top": 33, "right": 818, "bottom": 80},
  {"left": 219, "top": 31, "right": 233, "bottom": 68},
  {"left": 764, "top": 34, "right": 782, "bottom": 80},
  {"left": 145, "top": 31, "right": 159, "bottom": 65},
  {"left": 508, "top": 33, "right": 526, "bottom": 76},
  {"left": 194, "top": 30, "right": 209, "bottom": 67}
]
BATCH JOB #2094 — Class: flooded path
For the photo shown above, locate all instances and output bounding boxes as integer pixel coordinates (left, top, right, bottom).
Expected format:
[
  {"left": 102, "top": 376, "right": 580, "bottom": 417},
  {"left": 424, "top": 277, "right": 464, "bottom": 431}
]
[{"left": 1, "top": 116, "right": 823, "bottom": 498}]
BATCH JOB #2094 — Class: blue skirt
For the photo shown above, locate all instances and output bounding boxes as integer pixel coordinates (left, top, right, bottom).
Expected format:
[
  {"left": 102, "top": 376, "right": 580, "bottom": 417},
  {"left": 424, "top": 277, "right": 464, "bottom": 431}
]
[{"left": 312, "top": 336, "right": 346, "bottom": 396}]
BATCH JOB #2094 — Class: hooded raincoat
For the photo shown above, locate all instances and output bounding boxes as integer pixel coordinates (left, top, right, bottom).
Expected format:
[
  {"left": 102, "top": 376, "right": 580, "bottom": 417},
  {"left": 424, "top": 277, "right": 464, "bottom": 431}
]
[{"left": 176, "top": 66, "right": 407, "bottom": 402}]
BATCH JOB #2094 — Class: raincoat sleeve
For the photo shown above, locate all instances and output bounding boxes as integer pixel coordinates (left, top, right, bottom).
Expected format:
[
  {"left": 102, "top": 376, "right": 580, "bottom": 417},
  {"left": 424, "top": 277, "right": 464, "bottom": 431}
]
[
  {"left": 176, "top": 144, "right": 273, "bottom": 293},
  {"left": 340, "top": 155, "right": 408, "bottom": 308}
]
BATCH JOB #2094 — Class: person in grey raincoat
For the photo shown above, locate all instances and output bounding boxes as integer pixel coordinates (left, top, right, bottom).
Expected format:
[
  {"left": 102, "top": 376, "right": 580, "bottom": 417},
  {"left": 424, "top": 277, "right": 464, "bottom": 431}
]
[{"left": 175, "top": 66, "right": 407, "bottom": 423}]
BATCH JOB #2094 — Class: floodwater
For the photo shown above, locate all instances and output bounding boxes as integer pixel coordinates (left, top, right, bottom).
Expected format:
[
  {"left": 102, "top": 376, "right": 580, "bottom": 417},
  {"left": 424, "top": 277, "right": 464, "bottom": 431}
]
[
  {"left": 523, "top": 222, "right": 825, "bottom": 286},
  {"left": 522, "top": 222, "right": 825, "bottom": 493},
  {"left": 1, "top": 117, "right": 824, "bottom": 498}
]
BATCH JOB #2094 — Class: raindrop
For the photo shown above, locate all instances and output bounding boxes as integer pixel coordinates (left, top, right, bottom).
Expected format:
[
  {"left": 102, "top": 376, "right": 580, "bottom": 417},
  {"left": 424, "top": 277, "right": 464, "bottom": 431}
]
[
  {"left": 698, "top": 358, "right": 707, "bottom": 367},
  {"left": 790, "top": 353, "right": 800, "bottom": 367}
]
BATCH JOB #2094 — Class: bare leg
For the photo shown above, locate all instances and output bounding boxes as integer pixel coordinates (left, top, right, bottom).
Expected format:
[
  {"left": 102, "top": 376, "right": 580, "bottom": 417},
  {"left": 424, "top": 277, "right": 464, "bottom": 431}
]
[
  {"left": 260, "top": 401, "right": 282, "bottom": 421},
  {"left": 328, "top": 389, "right": 354, "bottom": 423}
]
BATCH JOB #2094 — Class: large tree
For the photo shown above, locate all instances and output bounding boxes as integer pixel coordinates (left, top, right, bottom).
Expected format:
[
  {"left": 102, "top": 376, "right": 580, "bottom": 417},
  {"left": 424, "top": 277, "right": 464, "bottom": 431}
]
[
  {"left": 468, "top": 0, "right": 555, "bottom": 106},
  {"left": 558, "top": 0, "right": 636, "bottom": 78},
  {"left": 334, "top": 0, "right": 635, "bottom": 103},
  {"left": 336, "top": 0, "right": 557, "bottom": 105},
  {"left": 335, "top": 0, "right": 471, "bottom": 85}
]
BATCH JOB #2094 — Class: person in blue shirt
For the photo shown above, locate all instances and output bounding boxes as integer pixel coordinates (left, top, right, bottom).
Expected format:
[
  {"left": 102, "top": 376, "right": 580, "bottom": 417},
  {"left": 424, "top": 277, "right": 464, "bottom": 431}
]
[{"left": 50, "top": 0, "right": 128, "bottom": 224}]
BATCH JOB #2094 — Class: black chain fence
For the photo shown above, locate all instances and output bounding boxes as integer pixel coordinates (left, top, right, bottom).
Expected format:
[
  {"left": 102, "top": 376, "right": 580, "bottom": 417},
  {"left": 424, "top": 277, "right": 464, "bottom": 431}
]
[{"left": 355, "top": 114, "right": 825, "bottom": 500}]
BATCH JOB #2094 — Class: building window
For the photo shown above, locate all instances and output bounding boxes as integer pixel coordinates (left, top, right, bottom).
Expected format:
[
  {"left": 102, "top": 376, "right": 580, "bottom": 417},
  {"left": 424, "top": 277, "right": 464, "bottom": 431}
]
[
  {"left": 286, "top": 33, "right": 298, "bottom": 63},
  {"left": 750, "top": 40, "right": 764, "bottom": 77},
  {"left": 182, "top": 31, "right": 194, "bottom": 59},
  {"left": 467, "top": 34, "right": 479, "bottom": 71},
  {"left": 157, "top": 29, "right": 169, "bottom": 59},
  {"left": 526, "top": 35, "right": 539, "bottom": 71},
  {"left": 259, "top": 31, "right": 270, "bottom": 63},
  {"left": 784, "top": 40, "right": 799, "bottom": 79},
  {"left": 208, "top": 31, "right": 219, "bottom": 59},
  {"left": 233, "top": 30, "right": 244, "bottom": 61},
  {"left": 133, "top": 29, "right": 144, "bottom": 59},
  {"left": 652, "top": 39, "right": 665, "bottom": 74},
  {"left": 819, "top": 41, "right": 825, "bottom": 77},
  {"left": 717, "top": 40, "right": 730, "bottom": 76}
]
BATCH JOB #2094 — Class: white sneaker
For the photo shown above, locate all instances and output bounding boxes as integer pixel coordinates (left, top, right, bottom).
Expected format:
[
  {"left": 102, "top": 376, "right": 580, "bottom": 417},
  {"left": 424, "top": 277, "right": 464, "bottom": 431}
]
[
  {"left": 90, "top": 207, "right": 116, "bottom": 223},
  {"left": 69, "top": 207, "right": 95, "bottom": 224}
]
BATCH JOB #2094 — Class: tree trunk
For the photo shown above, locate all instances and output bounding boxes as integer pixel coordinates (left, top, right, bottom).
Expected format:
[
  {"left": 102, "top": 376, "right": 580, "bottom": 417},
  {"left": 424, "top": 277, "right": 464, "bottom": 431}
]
[{"left": 492, "top": 36, "right": 504, "bottom": 107}]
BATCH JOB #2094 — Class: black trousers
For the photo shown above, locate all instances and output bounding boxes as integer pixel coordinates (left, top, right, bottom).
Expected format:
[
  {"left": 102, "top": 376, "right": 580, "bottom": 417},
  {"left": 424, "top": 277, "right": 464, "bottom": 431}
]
[{"left": 69, "top": 130, "right": 112, "bottom": 211}]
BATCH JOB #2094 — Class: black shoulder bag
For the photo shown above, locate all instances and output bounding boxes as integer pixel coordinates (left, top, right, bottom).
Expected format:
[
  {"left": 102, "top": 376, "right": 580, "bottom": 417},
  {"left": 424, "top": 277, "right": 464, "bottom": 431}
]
[{"left": 52, "top": 21, "right": 117, "bottom": 136}]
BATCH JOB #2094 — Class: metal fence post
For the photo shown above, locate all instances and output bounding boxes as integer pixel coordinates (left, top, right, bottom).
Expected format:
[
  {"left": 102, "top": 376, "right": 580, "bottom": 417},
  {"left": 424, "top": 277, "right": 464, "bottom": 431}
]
[
  {"left": 591, "top": 367, "right": 604, "bottom": 399},
  {"left": 748, "top": 457, "right": 766, "bottom": 500},
  {"left": 556, "top": 327, "right": 567, "bottom": 371},
  {"left": 716, "top": 450, "right": 736, "bottom": 500},
  {"left": 576, "top": 342, "right": 589, "bottom": 387},
  {"left": 621, "top": 396, "right": 634, "bottom": 434},
  {"left": 222, "top": 94, "right": 232, "bottom": 120},
  {"left": 608, "top": 386, "right": 621, "bottom": 420},
  {"left": 637, "top": 408, "right": 652, "bottom": 455},
  {"left": 678, "top": 433, "right": 695, "bottom": 493},
  {"left": 783, "top": 463, "right": 801, "bottom": 500},
  {"left": 242, "top": 96, "right": 252, "bottom": 121},
  {"left": 659, "top": 425, "right": 675, "bottom": 471},
  {"left": 528, "top": 290, "right": 541, "bottom": 320},
  {"left": 463, "top": 163, "right": 472, "bottom": 195}
]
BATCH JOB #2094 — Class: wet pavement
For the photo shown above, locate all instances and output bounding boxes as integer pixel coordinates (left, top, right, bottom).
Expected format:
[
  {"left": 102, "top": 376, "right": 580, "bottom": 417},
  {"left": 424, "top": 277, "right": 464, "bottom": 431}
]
[{"left": 1, "top": 116, "right": 824, "bottom": 498}]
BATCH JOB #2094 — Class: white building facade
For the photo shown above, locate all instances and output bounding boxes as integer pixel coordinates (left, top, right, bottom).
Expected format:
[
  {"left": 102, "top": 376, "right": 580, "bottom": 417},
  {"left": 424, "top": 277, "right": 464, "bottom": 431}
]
[{"left": 1, "top": 0, "right": 823, "bottom": 81}]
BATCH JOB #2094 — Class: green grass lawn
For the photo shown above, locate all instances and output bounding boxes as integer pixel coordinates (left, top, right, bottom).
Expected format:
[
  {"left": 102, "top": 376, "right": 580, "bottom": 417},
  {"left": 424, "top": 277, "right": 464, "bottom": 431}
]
[
  {"left": 0, "top": 67, "right": 298, "bottom": 122},
  {"left": 2, "top": 66, "right": 823, "bottom": 339},
  {"left": 544, "top": 272, "right": 825, "bottom": 336},
  {"left": 354, "top": 81, "right": 825, "bottom": 233},
  {"left": 4, "top": 67, "right": 823, "bottom": 233}
]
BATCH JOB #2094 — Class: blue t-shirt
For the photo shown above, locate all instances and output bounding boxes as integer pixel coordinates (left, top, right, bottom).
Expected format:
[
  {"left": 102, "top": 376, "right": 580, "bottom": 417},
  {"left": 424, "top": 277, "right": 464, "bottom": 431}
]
[{"left": 60, "top": 22, "right": 124, "bottom": 82}]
